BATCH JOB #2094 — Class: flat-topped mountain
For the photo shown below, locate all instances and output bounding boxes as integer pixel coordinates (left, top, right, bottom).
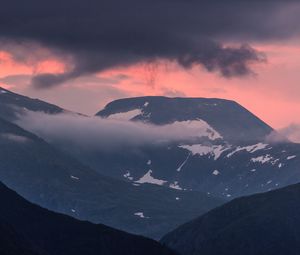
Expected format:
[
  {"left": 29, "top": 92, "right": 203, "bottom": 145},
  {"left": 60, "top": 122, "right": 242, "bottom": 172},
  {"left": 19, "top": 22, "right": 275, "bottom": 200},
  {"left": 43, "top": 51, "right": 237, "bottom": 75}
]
[
  {"left": 96, "top": 96, "right": 273, "bottom": 143},
  {"left": 92, "top": 96, "right": 300, "bottom": 199}
]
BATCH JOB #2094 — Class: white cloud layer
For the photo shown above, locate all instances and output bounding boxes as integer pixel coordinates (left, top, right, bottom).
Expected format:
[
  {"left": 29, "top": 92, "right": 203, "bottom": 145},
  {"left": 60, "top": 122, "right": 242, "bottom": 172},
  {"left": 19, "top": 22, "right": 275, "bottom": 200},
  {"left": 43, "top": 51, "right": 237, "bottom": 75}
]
[
  {"left": 15, "top": 111, "right": 219, "bottom": 152},
  {"left": 265, "top": 123, "right": 300, "bottom": 143}
]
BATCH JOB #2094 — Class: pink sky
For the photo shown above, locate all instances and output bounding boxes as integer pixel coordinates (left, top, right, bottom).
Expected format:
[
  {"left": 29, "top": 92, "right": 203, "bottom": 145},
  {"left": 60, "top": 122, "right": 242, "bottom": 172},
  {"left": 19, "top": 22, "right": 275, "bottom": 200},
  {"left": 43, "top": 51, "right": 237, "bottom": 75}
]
[{"left": 0, "top": 42, "right": 300, "bottom": 130}]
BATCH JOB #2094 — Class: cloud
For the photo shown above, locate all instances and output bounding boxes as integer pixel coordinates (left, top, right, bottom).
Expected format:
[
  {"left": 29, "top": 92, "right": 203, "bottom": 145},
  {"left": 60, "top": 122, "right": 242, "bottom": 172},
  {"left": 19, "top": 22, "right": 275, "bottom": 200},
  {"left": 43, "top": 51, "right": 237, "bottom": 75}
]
[
  {"left": 282, "top": 124, "right": 300, "bottom": 143},
  {"left": 1, "top": 0, "right": 298, "bottom": 87},
  {"left": 0, "top": 74, "right": 31, "bottom": 87},
  {"left": 0, "top": 74, "right": 131, "bottom": 115},
  {"left": 15, "top": 111, "right": 217, "bottom": 152},
  {"left": 0, "top": 133, "right": 30, "bottom": 143},
  {"left": 265, "top": 124, "right": 300, "bottom": 144},
  {"left": 161, "top": 88, "right": 186, "bottom": 98}
]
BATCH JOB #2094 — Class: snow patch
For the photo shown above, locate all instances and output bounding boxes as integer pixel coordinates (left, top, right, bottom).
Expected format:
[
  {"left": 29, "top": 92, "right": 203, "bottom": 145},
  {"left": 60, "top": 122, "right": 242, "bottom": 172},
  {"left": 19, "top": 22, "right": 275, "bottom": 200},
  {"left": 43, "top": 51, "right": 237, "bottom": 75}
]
[
  {"left": 251, "top": 154, "right": 278, "bottom": 164},
  {"left": 172, "top": 119, "right": 222, "bottom": 140},
  {"left": 123, "top": 171, "right": 134, "bottom": 181},
  {"left": 169, "top": 181, "right": 183, "bottom": 190},
  {"left": 136, "top": 170, "right": 167, "bottom": 186},
  {"left": 107, "top": 109, "right": 142, "bottom": 121},
  {"left": 134, "top": 212, "right": 149, "bottom": 219},
  {"left": 227, "top": 143, "right": 269, "bottom": 157},
  {"left": 179, "top": 144, "right": 228, "bottom": 160},
  {"left": 212, "top": 170, "right": 220, "bottom": 176},
  {"left": 70, "top": 175, "right": 80, "bottom": 180},
  {"left": 287, "top": 155, "right": 296, "bottom": 160},
  {"left": 176, "top": 153, "right": 191, "bottom": 172},
  {"left": 143, "top": 102, "right": 149, "bottom": 107}
]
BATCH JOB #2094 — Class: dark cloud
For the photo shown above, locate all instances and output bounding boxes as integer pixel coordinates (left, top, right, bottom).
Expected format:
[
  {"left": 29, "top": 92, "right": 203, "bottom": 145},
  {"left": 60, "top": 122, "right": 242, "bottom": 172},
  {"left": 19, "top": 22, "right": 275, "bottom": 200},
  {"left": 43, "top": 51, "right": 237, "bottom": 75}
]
[
  {"left": 0, "top": 0, "right": 299, "bottom": 88},
  {"left": 0, "top": 73, "right": 129, "bottom": 88},
  {"left": 0, "top": 73, "right": 131, "bottom": 114}
]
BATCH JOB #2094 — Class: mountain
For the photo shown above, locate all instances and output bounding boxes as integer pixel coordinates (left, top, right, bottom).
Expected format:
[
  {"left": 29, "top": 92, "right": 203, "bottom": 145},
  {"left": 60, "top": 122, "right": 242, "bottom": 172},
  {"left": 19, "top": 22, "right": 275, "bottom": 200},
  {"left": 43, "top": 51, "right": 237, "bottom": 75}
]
[
  {"left": 6, "top": 88, "right": 300, "bottom": 201},
  {"left": 0, "top": 115, "right": 222, "bottom": 239},
  {"left": 0, "top": 181, "right": 176, "bottom": 255},
  {"left": 88, "top": 96, "right": 300, "bottom": 199},
  {"left": 0, "top": 87, "right": 64, "bottom": 120},
  {"left": 161, "top": 182, "right": 300, "bottom": 255},
  {"left": 96, "top": 96, "right": 273, "bottom": 143},
  {"left": 0, "top": 222, "right": 38, "bottom": 255}
]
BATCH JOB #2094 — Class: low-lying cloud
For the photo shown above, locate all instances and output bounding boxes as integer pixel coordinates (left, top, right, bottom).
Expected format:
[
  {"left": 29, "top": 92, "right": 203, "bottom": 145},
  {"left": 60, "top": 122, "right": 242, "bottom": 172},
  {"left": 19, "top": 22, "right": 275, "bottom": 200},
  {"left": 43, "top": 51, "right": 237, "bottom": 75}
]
[
  {"left": 15, "top": 111, "right": 215, "bottom": 152},
  {"left": 266, "top": 124, "right": 300, "bottom": 144}
]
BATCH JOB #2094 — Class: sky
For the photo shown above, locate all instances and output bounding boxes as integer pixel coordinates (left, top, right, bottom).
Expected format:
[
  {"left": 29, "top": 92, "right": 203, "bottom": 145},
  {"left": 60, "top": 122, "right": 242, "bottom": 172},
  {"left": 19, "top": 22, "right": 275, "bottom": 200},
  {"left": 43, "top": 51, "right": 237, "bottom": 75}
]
[{"left": 0, "top": 0, "right": 300, "bottom": 129}]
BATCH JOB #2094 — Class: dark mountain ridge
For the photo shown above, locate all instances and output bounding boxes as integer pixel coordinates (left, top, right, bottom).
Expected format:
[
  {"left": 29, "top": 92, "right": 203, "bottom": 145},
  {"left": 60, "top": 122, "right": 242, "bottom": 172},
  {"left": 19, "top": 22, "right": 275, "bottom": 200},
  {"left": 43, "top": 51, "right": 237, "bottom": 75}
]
[
  {"left": 0, "top": 87, "right": 64, "bottom": 120},
  {"left": 161, "top": 182, "right": 300, "bottom": 255},
  {"left": 0, "top": 181, "right": 176, "bottom": 255}
]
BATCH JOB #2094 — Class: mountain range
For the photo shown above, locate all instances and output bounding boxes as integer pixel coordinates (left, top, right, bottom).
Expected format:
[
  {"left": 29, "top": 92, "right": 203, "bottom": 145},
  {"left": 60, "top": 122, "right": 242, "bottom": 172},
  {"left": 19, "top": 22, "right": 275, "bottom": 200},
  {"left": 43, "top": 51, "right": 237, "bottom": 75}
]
[
  {"left": 0, "top": 87, "right": 222, "bottom": 239},
  {"left": 1, "top": 86, "right": 300, "bottom": 254}
]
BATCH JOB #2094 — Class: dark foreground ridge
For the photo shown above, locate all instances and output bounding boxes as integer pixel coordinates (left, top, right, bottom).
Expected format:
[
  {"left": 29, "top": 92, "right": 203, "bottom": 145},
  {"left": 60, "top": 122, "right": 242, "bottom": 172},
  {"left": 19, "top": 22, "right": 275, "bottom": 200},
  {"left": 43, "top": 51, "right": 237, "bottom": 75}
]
[
  {"left": 161, "top": 182, "right": 300, "bottom": 255},
  {"left": 0, "top": 181, "right": 176, "bottom": 255}
]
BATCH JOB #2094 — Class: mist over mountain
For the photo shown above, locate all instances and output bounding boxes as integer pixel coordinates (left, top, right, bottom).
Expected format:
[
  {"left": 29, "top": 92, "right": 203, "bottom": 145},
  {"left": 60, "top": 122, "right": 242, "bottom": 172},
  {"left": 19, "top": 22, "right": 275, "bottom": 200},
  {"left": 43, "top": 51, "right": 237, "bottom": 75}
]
[
  {"left": 14, "top": 92, "right": 300, "bottom": 201},
  {"left": 1, "top": 0, "right": 300, "bottom": 254},
  {"left": 16, "top": 111, "right": 217, "bottom": 152},
  {"left": 0, "top": 88, "right": 223, "bottom": 239},
  {"left": 2, "top": 86, "right": 300, "bottom": 250}
]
